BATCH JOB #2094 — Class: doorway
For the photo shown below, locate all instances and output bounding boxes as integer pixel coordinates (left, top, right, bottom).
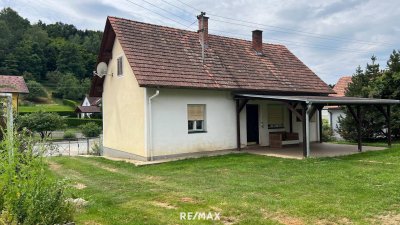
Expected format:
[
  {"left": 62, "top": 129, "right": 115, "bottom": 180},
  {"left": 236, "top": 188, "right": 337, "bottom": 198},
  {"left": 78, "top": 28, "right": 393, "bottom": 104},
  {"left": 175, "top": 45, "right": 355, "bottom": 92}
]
[{"left": 246, "top": 104, "right": 259, "bottom": 144}]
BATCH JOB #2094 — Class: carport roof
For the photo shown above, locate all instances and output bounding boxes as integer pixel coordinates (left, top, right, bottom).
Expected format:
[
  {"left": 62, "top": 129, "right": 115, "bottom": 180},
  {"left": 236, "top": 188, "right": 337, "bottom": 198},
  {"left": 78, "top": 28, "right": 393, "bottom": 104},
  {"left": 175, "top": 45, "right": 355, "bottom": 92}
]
[{"left": 235, "top": 94, "right": 400, "bottom": 105}]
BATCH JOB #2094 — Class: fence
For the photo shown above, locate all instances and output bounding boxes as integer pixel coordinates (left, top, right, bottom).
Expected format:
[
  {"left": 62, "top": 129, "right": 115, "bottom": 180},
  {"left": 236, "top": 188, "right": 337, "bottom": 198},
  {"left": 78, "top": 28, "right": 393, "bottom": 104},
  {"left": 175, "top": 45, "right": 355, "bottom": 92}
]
[{"left": 39, "top": 137, "right": 102, "bottom": 156}]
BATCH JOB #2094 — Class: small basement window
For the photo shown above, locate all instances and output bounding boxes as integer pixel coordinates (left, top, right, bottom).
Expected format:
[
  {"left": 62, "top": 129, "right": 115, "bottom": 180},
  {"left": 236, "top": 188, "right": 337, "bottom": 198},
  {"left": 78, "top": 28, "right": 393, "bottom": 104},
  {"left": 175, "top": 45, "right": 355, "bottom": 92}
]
[
  {"left": 188, "top": 104, "right": 206, "bottom": 133},
  {"left": 117, "top": 56, "right": 123, "bottom": 76}
]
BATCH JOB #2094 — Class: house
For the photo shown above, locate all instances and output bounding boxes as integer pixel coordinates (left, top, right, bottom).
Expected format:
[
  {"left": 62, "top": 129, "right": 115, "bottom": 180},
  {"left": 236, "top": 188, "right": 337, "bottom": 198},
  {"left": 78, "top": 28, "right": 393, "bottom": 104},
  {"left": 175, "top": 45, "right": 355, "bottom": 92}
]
[
  {"left": 0, "top": 75, "right": 29, "bottom": 112},
  {"left": 89, "top": 15, "right": 399, "bottom": 161},
  {"left": 322, "top": 76, "right": 353, "bottom": 139},
  {"left": 75, "top": 96, "right": 101, "bottom": 118},
  {"left": 0, "top": 75, "right": 29, "bottom": 140}
]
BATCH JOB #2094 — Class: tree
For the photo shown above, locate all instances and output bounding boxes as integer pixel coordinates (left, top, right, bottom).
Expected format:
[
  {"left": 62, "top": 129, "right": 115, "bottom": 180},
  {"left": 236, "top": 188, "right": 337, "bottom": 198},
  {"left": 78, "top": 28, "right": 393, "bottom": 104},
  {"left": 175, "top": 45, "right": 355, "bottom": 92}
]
[
  {"left": 18, "top": 111, "right": 65, "bottom": 139},
  {"left": 25, "top": 80, "right": 47, "bottom": 100},
  {"left": 80, "top": 122, "right": 101, "bottom": 138},
  {"left": 53, "top": 73, "right": 87, "bottom": 100},
  {"left": 338, "top": 52, "right": 400, "bottom": 140},
  {"left": 56, "top": 42, "right": 85, "bottom": 77}
]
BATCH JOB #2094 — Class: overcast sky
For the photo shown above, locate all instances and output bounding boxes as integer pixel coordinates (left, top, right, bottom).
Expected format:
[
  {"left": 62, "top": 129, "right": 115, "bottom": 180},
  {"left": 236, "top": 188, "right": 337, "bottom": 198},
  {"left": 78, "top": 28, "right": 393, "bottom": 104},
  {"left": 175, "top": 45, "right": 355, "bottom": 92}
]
[{"left": 1, "top": 0, "right": 399, "bottom": 85}]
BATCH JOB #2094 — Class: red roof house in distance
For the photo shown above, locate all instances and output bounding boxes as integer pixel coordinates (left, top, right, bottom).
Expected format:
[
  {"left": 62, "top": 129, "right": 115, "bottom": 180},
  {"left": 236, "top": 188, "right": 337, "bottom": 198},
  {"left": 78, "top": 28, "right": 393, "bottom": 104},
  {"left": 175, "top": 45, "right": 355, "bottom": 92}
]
[
  {"left": 0, "top": 75, "right": 29, "bottom": 111},
  {"left": 89, "top": 14, "right": 399, "bottom": 161},
  {"left": 323, "top": 76, "right": 353, "bottom": 139}
]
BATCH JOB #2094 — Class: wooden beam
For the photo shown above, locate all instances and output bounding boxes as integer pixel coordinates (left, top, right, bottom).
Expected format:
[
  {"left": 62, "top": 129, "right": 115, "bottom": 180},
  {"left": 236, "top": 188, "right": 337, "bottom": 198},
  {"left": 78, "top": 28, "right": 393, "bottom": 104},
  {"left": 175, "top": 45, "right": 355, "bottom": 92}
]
[
  {"left": 289, "top": 109, "right": 293, "bottom": 133},
  {"left": 387, "top": 105, "right": 392, "bottom": 147},
  {"left": 374, "top": 105, "right": 389, "bottom": 120},
  {"left": 347, "top": 105, "right": 359, "bottom": 124},
  {"left": 285, "top": 102, "right": 303, "bottom": 121},
  {"left": 302, "top": 104, "right": 307, "bottom": 157},
  {"left": 318, "top": 106, "right": 323, "bottom": 143},
  {"left": 236, "top": 99, "right": 241, "bottom": 151},
  {"left": 238, "top": 99, "right": 249, "bottom": 113},
  {"left": 357, "top": 106, "right": 362, "bottom": 152}
]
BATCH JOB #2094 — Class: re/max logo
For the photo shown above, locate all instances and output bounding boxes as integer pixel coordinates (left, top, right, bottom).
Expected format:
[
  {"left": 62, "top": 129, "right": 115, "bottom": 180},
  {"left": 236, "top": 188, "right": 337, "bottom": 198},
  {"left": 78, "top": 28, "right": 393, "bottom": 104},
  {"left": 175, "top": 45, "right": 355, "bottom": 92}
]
[{"left": 180, "top": 212, "right": 221, "bottom": 220}]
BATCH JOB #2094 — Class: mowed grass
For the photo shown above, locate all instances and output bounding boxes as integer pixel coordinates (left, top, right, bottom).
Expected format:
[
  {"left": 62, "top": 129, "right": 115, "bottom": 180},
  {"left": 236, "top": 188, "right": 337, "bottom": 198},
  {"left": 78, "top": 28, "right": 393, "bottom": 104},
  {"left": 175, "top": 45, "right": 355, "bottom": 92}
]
[
  {"left": 19, "top": 104, "right": 74, "bottom": 112},
  {"left": 49, "top": 147, "right": 400, "bottom": 225}
]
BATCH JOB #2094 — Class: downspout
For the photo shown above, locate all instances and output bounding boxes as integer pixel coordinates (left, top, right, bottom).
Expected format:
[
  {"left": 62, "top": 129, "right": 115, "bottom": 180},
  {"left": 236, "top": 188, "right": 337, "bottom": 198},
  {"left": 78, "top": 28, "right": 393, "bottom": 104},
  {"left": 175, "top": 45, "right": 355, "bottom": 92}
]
[
  {"left": 148, "top": 89, "right": 160, "bottom": 161},
  {"left": 305, "top": 102, "right": 312, "bottom": 157}
]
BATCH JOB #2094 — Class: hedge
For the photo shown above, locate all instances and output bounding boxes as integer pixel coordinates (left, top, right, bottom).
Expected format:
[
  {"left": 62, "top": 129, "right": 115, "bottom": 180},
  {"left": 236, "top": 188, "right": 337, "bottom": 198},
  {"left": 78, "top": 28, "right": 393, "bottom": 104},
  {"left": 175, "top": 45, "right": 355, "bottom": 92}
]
[
  {"left": 65, "top": 118, "right": 102, "bottom": 127},
  {"left": 19, "top": 111, "right": 76, "bottom": 117},
  {"left": 62, "top": 99, "right": 78, "bottom": 108}
]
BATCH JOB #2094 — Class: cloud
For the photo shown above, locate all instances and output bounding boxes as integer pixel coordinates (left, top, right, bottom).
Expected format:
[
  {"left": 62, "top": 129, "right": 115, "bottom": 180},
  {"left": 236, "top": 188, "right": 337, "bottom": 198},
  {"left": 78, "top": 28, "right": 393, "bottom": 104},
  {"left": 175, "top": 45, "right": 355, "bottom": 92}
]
[{"left": 1, "top": 0, "right": 399, "bottom": 84}]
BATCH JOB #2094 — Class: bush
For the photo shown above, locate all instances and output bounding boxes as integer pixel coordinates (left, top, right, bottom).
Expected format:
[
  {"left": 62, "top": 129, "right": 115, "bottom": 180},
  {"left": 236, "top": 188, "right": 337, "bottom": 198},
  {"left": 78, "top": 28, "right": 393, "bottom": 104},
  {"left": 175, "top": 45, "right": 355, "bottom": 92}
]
[
  {"left": 25, "top": 80, "right": 47, "bottom": 100},
  {"left": 63, "top": 130, "right": 77, "bottom": 139},
  {"left": 80, "top": 122, "right": 101, "bottom": 138},
  {"left": 63, "top": 99, "right": 78, "bottom": 108},
  {"left": 17, "top": 111, "right": 66, "bottom": 139},
  {"left": 65, "top": 118, "right": 102, "bottom": 128},
  {"left": 322, "top": 119, "right": 335, "bottom": 142},
  {"left": 0, "top": 131, "right": 75, "bottom": 224}
]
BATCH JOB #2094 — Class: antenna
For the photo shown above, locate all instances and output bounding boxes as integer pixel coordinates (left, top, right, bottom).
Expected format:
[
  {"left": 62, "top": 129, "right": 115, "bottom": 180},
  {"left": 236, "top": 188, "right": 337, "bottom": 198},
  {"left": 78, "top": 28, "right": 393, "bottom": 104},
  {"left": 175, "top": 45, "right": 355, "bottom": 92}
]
[{"left": 94, "top": 62, "right": 108, "bottom": 78}]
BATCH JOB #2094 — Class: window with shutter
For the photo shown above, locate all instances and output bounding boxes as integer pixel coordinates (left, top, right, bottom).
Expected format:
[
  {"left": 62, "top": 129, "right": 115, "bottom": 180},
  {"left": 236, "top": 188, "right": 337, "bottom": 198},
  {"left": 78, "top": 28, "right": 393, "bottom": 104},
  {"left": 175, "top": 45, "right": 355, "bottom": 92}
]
[
  {"left": 268, "top": 105, "right": 284, "bottom": 129},
  {"left": 187, "top": 104, "right": 206, "bottom": 133}
]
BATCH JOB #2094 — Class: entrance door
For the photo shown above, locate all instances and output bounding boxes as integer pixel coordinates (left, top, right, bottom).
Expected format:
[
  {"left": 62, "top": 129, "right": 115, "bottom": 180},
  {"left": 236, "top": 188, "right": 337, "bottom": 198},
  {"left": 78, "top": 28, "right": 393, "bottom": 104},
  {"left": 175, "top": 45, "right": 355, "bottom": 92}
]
[{"left": 246, "top": 104, "right": 259, "bottom": 144}]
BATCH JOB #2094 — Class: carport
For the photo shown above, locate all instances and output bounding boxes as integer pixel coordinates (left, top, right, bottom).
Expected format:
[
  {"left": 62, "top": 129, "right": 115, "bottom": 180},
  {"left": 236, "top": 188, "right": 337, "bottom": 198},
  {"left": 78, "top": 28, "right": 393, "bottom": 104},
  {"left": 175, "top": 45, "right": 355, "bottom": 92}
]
[{"left": 235, "top": 94, "right": 400, "bottom": 158}]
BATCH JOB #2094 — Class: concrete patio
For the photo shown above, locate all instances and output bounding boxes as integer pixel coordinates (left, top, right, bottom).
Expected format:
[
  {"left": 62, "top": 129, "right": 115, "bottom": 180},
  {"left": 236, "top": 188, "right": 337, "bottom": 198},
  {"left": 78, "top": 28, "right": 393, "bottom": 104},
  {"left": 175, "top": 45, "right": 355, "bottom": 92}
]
[{"left": 244, "top": 142, "right": 386, "bottom": 159}]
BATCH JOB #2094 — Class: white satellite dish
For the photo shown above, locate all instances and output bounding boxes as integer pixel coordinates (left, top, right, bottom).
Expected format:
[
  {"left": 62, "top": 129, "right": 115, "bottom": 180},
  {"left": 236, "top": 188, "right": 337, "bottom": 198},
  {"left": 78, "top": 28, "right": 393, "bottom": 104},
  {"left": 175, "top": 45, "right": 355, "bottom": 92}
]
[{"left": 95, "top": 62, "right": 108, "bottom": 78}]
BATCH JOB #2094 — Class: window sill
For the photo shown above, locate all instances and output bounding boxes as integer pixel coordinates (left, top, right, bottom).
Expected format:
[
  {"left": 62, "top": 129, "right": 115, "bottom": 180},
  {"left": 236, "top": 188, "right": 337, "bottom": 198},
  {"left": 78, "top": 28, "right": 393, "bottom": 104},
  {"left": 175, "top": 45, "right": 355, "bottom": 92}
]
[{"left": 188, "top": 131, "right": 207, "bottom": 134}]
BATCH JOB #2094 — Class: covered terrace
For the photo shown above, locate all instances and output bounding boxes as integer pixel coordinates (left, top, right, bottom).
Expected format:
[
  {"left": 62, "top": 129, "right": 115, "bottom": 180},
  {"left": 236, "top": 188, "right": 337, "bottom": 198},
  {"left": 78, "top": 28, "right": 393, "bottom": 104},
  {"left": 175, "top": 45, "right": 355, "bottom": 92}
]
[{"left": 235, "top": 94, "right": 400, "bottom": 158}]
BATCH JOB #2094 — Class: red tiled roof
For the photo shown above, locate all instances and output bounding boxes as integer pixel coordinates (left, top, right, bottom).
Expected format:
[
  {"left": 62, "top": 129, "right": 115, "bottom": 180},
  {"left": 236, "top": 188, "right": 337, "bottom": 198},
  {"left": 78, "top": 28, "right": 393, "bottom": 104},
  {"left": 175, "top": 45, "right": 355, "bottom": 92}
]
[
  {"left": 91, "top": 17, "right": 333, "bottom": 96},
  {"left": 329, "top": 76, "right": 352, "bottom": 97},
  {"left": 75, "top": 106, "right": 101, "bottom": 113},
  {"left": 87, "top": 97, "right": 101, "bottom": 106},
  {"left": 0, "top": 75, "right": 29, "bottom": 93}
]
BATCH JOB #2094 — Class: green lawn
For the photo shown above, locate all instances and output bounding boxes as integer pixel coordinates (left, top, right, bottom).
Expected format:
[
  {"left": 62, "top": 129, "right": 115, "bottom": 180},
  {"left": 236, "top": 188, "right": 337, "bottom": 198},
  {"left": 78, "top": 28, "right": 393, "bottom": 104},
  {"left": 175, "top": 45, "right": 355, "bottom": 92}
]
[
  {"left": 49, "top": 147, "right": 400, "bottom": 225},
  {"left": 19, "top": 104, "right": 74, "bottom": 112}
]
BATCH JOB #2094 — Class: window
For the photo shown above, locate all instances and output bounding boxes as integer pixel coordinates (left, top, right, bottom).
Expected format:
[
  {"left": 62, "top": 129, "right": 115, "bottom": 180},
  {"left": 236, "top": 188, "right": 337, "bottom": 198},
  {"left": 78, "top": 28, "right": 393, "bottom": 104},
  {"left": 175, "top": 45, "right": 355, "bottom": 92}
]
[
  {"left": 188, "top": 104, "right": 206, "bottom": 133},
  {"left": 117, "top": 56, "right": 123, "bottom": 76},
  {"left": 268, "top": 105, "right": 284, "bottom": 129}
]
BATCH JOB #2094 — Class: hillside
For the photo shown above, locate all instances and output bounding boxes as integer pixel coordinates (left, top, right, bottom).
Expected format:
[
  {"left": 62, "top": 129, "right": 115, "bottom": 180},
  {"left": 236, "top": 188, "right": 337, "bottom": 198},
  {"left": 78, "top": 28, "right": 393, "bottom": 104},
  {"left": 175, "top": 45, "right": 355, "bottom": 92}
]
[{"left": 0, "top": 7, "right": 102, "bottom": 102}]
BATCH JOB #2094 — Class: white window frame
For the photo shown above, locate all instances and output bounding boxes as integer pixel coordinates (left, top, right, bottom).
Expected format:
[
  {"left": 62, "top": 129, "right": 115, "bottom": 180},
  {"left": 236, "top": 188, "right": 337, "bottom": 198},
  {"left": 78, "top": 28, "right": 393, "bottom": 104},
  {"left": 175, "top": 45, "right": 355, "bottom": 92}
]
[
  {"left": 187, "top": 104, "right": 206, "bottom": 133},
  {"left": 117, "top": 56, "right": 123, "bottom": 76}
]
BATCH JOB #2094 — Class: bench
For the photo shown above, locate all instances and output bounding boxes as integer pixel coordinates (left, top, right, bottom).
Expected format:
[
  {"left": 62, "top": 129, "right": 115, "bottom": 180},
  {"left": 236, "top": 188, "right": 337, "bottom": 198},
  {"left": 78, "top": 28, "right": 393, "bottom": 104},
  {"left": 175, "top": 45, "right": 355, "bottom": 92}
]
[{"left": 269, "top": 132, "right": 299, "bottom": 148}]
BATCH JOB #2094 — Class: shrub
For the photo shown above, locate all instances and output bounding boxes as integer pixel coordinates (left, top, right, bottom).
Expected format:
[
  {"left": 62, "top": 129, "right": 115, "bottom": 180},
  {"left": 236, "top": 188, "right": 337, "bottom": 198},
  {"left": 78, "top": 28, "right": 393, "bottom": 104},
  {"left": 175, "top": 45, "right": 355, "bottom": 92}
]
[
  {"left": 322, "top": 119, "right": 335, "bottom": 142},
  {"left": 65, "top": 118, "right": 102, "bottom": 128},
  {"left": 80, "top": 122, "right": 101, "bottom": 138},
  {"left": 0, "top": 130, "right": 75, "bottom": 224},
  {"left": 63, "top": 130, "right": 77, "bottom": 139},
  {"left": 17, "top": 111, "right": 65, "bottom": 139},
  {"left": 63, "top": 99, "right": 78, "bottom": 108},
  {"left": 25, "top": 80, "right": 47, "bottom": 100}
]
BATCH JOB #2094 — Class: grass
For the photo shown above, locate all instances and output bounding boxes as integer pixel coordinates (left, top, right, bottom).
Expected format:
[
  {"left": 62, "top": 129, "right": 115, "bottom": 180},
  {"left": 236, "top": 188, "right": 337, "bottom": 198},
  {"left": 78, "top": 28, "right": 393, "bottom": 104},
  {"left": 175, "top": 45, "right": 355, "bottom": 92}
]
[
  {"left": 49, "top": 147, "right": 400, "bottom": 225},
  {"left": 19, "top": 104, "right": 74, "bottom": 112}
]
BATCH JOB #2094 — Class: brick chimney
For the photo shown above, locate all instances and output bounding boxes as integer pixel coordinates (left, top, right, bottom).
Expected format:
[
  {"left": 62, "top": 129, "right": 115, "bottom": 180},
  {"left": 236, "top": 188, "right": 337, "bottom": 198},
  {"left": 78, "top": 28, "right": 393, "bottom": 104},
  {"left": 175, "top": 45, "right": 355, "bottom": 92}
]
[
  {"left": 197, "top": 12, "right": 209, "bottom": 48},
  {"left": 252, "top": 30, "right": 263, "bottom": 55}
]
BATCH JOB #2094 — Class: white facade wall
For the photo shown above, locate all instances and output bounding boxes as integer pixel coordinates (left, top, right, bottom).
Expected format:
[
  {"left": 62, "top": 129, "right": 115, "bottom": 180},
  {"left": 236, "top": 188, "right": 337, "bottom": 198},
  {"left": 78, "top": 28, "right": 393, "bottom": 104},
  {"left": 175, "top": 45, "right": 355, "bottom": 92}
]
[
  {"left": 329, "top": 109, "right": 345, "bottom": 139},
  {"left": 149, "top": 89, "right": 237, "bottom": 157},
  {"left": 149, "top": 90, "right": 320, "bottom": 157}
]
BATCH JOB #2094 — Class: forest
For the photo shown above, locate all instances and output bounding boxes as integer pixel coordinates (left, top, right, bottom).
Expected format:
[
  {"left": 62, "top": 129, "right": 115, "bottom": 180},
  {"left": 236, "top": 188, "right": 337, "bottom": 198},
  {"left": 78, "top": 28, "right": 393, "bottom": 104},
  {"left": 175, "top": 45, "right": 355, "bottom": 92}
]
[{"left": 0, "top": 7, "right": 102, "bottom": 100}]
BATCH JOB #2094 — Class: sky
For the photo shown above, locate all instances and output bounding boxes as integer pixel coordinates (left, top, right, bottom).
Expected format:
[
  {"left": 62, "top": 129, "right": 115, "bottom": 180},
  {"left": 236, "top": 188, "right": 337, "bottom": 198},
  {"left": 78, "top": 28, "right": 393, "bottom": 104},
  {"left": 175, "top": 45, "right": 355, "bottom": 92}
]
[{"left": 1, "top": 0, "right": 399, "bottom": 85}]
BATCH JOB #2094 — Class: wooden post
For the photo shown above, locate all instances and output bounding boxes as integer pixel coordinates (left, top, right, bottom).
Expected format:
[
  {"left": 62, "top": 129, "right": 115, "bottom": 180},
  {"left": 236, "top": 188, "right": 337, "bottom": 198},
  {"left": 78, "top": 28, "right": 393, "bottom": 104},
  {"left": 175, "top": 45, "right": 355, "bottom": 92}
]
[
  {"left": 302, "top": 104, "right": 307, "bottom": 158},
  {"left": 318, "top": 106, "right": 323, "bottom": 143},
  {"left": 289, "top": 110, "right": 293, "bottom": 133},
  {"left": 356, "top": 106, "right": 362, "bottom": 152},
  {"left": 236, "top": 99, "right": 241, "bottom": 151},
  {"left": 387, "top": 105, "right": 392, "bottom": 148}
]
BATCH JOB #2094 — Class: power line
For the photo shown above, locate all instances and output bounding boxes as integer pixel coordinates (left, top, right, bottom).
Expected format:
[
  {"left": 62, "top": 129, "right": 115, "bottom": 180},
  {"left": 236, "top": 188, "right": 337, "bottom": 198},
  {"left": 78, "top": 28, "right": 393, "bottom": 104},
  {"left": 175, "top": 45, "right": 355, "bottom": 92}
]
[
  {"left": 170, "top": 0, "right": 393, "bottom": 46},
  {"left": 124, "top": 0, "right": 189, "bottom": 28},
  {"left": 139, "top": 0, "right": 193, "bottom": 24}
]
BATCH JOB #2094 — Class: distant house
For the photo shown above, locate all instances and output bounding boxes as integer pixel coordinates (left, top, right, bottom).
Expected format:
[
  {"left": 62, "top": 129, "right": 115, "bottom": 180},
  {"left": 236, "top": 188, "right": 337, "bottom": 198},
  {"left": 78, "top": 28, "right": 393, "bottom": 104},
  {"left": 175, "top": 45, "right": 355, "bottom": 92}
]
[
  {"left": 75, "top": 96, "right": 101, "bottom": 118},
  {"left": 322, "top": 76, "right": 353, "bottom": 139},
  {"left": 0, "top": 75, "right": 29, "bottom": 112}
]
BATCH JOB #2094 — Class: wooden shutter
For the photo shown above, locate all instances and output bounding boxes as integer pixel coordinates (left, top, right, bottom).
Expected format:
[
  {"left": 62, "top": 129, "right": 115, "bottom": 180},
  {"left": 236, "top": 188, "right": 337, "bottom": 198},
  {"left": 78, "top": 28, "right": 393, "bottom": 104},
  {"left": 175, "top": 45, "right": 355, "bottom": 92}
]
[
  {"left": 268, "top": 105, "right": 283, "bottom": 124},
  {"left": 188, "top": 105, "right": 204, "bottom": 120}
]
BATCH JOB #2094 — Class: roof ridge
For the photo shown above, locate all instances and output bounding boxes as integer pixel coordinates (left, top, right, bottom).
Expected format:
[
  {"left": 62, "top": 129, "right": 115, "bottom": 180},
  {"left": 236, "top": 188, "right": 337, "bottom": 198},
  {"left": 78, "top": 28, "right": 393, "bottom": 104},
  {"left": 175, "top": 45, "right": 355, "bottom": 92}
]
[{"left": 107, "top": 16, "right": 284, "bottom": 47}]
